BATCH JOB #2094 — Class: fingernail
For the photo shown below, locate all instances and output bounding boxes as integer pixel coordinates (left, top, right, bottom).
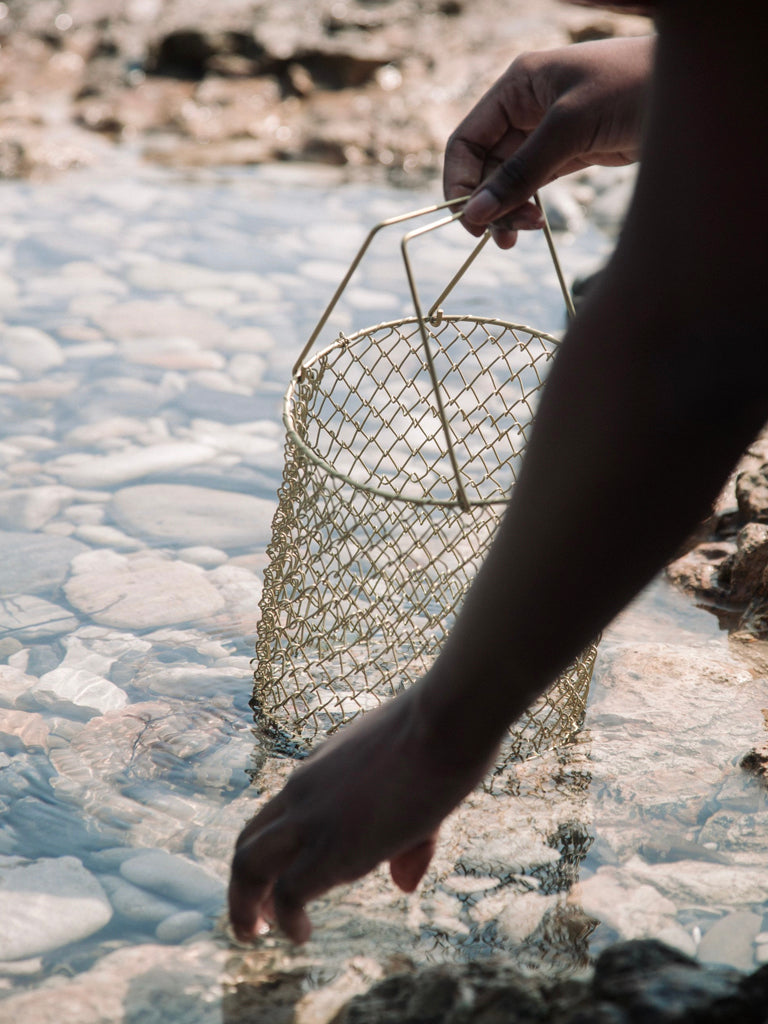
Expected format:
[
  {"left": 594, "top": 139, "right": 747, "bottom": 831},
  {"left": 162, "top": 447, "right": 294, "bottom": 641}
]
[{"left": 463, "top": 189, "right": 499, "bottom": 226}]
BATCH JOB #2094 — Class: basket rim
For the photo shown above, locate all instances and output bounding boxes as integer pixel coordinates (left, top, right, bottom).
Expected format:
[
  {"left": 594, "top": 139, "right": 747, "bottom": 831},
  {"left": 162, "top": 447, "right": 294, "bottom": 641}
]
[{"left": 282, "top": 313, "right": 561, "bottom": 508}]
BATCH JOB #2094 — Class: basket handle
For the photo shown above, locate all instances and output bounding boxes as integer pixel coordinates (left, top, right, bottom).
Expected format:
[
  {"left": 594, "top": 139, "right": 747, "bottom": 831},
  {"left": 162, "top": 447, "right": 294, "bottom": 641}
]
[
  {"left": 292, "top": 193, "right": 575, "bottom": 511},
  {"left": 400, "top": 194, "right": 575, "bottom": 510}
]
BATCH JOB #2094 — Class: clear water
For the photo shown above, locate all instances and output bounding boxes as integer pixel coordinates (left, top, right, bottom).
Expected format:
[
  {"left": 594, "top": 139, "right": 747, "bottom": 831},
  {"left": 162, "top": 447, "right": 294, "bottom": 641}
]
[{"left": 0, "top": 162, "right": 766, "bottom": 1022}]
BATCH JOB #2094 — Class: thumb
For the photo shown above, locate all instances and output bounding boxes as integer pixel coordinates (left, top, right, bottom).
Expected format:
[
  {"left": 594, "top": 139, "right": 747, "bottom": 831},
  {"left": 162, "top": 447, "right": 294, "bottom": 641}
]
[
  {"left": 389, "top": 835, "right": 437, "bottom": 893},
  {"left": 463, "top": 105, "right": 579, "bottom": 230}
]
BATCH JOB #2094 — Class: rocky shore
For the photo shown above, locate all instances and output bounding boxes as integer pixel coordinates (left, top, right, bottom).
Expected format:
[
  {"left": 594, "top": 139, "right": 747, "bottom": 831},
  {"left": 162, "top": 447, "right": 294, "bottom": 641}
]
[{"left": 0, "top": 0, "right": 651, "bottom": 180}]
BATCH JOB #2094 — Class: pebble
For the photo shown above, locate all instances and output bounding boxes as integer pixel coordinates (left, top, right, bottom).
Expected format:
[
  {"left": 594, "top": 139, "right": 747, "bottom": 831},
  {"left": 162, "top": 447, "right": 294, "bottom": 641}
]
[
  {"left": 155, "top": 910, "right": 207, "bottom": 943},
  {"left": 110, "top": 484, "right": 275, "bottom": 549},
  {"left": 177, "top": 545, "right": 228, "bottom": 567},
  {"left": 0, "top": 856, "right": 112, "bottom": 961},
  {"left": 0, "top": 709, "right": 49, "bottom": 752},
  {"left": 0, "top": 532, "right": 86, "bottom": 597},
  {"left": 23, "top": 664, "right": 128, "bottom": 718},
  {"left": 0, "top": 595, "right": 80, "bottom": 641},
  {"left": 99, "top": 874, "right": 180, "bottom": 925},
  {"left": 0, "top": 486, "right": 74, "bottom": 531},
  {"left": 697, "top": 910, "right": 762, "bottom": 972},
  {"left": 48, "top": 442, "right": 217, "bottom": 488},
  {"left": 119, "top": 849, "right": 225, "bottom": 906},
  {"left": 64, "top": 550, "right": 226, "bottom": 628},
  {"left": 0, "top": 326, "right": 64, "bottom": 376}
]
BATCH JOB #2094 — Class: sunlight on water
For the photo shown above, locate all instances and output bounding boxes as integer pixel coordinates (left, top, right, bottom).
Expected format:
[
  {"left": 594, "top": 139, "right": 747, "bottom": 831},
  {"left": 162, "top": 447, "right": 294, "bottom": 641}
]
[{"left": 1, "top": 163, "right": 766, "bottom": 1022}]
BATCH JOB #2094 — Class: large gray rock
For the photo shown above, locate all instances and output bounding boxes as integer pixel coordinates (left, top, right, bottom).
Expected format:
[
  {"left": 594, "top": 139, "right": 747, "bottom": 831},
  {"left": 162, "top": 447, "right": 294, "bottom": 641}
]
[
  {"left": 64, "top": 549, "right": 226, "bottom": 628},
  {"left": 110, "top": 484, "right": 275, "bottom": 549}
]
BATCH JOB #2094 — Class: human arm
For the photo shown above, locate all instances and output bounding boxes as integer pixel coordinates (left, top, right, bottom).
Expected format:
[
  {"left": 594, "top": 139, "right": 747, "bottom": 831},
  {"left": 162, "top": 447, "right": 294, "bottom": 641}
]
[
  {"left": 443, "top": 35, "right": 654, "bottom": 246},
  {"left": 230, "top": 2, "right": 768, "bottom": 944}
]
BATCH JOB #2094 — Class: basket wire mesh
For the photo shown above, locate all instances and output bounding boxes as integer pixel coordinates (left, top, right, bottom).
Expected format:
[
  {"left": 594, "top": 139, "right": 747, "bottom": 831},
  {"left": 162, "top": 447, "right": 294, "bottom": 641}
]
[{"left": 253, "top": 195, "right": 598, "bottom": 764}]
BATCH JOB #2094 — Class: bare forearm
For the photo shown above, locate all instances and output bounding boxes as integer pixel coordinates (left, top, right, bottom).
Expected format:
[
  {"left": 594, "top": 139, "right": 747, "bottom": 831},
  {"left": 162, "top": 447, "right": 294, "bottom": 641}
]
[{"left": 420, "top": 2, "right": 768, "bottom": 757}]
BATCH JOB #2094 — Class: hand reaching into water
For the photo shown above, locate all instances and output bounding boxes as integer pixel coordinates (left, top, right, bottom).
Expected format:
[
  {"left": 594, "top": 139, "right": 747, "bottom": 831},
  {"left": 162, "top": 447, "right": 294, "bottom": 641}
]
[
  {"left": 443, "top": 36, "right": 654, "bottom": 246},
  {"left": 229, "top": 683, "right": 498, "bottom": 944}
]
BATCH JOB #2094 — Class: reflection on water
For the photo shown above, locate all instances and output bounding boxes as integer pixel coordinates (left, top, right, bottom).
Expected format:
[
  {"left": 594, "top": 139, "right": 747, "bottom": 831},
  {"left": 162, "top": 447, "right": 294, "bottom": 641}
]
[{"left": 1, "top": 162, "right": 767, "bottom": 1021}]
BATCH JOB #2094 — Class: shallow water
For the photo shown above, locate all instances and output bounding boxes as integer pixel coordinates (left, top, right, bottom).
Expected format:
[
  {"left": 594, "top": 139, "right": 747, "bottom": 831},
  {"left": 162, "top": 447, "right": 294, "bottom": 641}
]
[{"left": 0, "top": 162, "right": 767, "bottom": 1022}]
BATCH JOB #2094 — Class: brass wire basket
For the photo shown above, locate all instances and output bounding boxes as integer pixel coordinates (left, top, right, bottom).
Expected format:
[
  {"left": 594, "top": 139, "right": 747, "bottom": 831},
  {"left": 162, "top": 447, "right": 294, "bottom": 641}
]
[{"left": 253, "top": 196, "right": 598, "bottom": 763}]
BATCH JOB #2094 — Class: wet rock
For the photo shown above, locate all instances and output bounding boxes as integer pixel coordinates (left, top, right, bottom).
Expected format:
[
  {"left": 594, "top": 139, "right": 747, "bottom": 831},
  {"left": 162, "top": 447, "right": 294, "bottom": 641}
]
[
  {"left": 0, "top": 531, "right": 86, "bottom": 596},
  {"left": 0, "top": 595, "right": 80, "bottom": 642},
  {"left": 0, "top": 710, "right": 49, "bottom": 753},
  {"left": 697, "top": 911, "right": 762, "bottom": 972},
  {"left": 64, "top": 549, "right": 226, "bottom": 628},
  {"left": 155, "top": 909, "right": 206, "bottom": 942},
  {"left": 99, "top": 873, "right": 179, "bottom": 925},
  {"left": 110, "top": 483, "right": 275, "bottom": 549},
  {"left": 0, "top": 326, "right": 64, "bottom": 376},
  {"left": 119, "top": 848, "right": 225, "bottom": 906},
  {"left": 48, "top": 442, "right": 217, "bottom": 488},
  {"left": 0, "top": 855, "right": 112, "bottom": 961},
  {"left": 0, "top": 485, "right": 74, "bottom": 531},
  {"left": 22, "top": 662, "right": 128, "bottom": 719},
  {"left": 0, "top": 939, "right": 226, "bottom": 1024}
]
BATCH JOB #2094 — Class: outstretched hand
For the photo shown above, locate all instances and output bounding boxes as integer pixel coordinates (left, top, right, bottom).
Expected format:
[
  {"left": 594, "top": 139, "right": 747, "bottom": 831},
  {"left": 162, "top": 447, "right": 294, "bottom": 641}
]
[
  {"left": 228, "top": 684, "right": 497, "bottom": 944},
  {"left": 444, "top": 36, "right": 654, "bottom": 246}
]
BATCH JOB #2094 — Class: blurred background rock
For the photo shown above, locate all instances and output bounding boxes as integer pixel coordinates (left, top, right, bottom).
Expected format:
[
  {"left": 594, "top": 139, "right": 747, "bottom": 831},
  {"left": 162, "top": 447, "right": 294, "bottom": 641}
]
[{"left": 0, "top": 0, "right": 651, "bottom": 180}]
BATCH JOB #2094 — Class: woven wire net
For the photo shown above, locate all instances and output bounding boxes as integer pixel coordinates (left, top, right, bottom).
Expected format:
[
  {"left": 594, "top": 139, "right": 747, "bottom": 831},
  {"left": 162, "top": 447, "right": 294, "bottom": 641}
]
[{"left": 253, "top": 312, "right": 598, "bottom": 764}]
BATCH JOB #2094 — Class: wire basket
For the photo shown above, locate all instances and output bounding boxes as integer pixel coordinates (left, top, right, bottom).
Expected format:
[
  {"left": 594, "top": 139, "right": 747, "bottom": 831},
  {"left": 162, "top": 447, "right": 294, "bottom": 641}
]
[{"left": 253, "top": 196, "right": 598, "bottom": 764}]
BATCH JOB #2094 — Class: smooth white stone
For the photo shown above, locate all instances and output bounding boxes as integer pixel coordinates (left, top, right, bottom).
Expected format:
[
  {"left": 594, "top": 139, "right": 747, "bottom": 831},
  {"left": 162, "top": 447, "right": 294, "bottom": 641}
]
[
  {"left": 25, "top": 665, "right": 128, "bottom": 718},
  {"left": 184, "top": 288, "right": 240, "bottom": 310},
  {"left": 0, "top": 709, "right": 49, "bottom": 752},
  {"left": 571, "top": 867, "right": 679, "bottom": 941},
  {"left": 110, "top": 484, "right": 275, "bottom": 548},
  {"left": 178, "top": 545, "right": 228, "bottom": 568},
  {"left": 155, "top": 910, "right": 206, "bottom": 943},
  {"left": 120, "top": 850, "right": 225, "bottom": 905},
  {"left": 100, "top": 874, "right": 179, "bottom": 924},
  {"left": 0, "top": 531, "right": 86, "bottom": 596},
  {"left": 0, "top": 665, "right": 38, "bottom": 710},
  {"left": 73, "top": 524, "right": 145, "bottom": 550},
  {"left": 698, "top": 911, "right": 762, "bottom": 972},
  {"left": 0, "top": 956, "right": 43, "bottom": 976},
  {"left": 186, "top": 421, "right": 279, "bottom": 458},
  {"left": 64, "top": 502, "right": 105, "bottom": 525},
  {"left": 94, "top": 299, "right": 228, "bottom": 346},
  {"left": 0, "top": 326, "right": 64, "bottom": 376},
  {"left": 228, "top": 353, "right": 267, "bottom": 387},
  {"left": 624, "top": 855, "right": 768, "bottom": 906},
  {"left": 48, "top": 443, "right": 216, "bottom": 488},
  {"left": 216, "top": 326, "right": 275, "bottom": 353},
  {"left": 0, "top": 272, "right": 19, "bottom": 308},
  {"left": 0, "top": 486, "right": 74, "bottom": 531},
  {"left": 0, "top": 595, "right": 79, "bottom": 641},
  {"left": 207, "top": 563, "right": 263, "bottom": 613},
  {"left": 65, "top": 416, "right": 162, "bottom": 446},
  {"left": 65, "top": 551, "right": 226, "bottom": 629},
  {"left": 0, "top": 856, "right": 112, "bottom": 961},
  {"left": 135, "top": 663, "right": 247, "bottom": 700},
  {"left": 121, "top": 337, "right": 226, "bottom": 370}
]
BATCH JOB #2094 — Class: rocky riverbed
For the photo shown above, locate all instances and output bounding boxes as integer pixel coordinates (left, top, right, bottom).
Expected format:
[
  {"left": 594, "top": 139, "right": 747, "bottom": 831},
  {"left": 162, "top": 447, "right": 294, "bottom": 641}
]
[{"left": 3, "top": 3, "right": 768, "bottom": 1022}]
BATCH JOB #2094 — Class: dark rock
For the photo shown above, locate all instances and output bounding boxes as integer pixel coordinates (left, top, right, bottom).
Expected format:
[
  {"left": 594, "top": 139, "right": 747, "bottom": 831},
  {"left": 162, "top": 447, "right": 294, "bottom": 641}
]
[
  {"left": 334, "top": 941, "right": 768, "bottom": 1024},
  {"left": 719, "top": 523, "right": 768, "bottom": 604}
]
